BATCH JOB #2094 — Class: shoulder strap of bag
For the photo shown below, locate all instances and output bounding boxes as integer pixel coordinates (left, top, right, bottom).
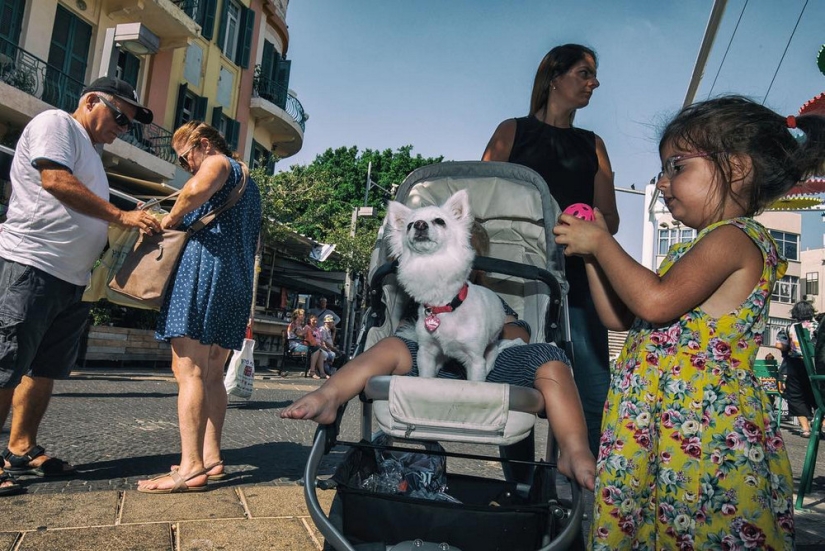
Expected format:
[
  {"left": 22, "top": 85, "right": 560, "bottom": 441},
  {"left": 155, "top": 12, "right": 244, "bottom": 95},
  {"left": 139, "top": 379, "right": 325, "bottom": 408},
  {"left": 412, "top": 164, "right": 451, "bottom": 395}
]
[
  {"left": 186, "top": 163, "right": 249, "bottom": 234},
  {"left": 137, "top": 162, "right": 249, "bottom": 233}
]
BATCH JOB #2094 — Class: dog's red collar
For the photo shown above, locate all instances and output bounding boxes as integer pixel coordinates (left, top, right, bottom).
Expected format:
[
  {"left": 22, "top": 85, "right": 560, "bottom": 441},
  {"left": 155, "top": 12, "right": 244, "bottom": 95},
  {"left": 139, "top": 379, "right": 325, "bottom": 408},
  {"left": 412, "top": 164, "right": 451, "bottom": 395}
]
[
  {"left": 423, "top": 283, "right": 468, "bottom": 332},
  {"left": 425, "top": 283, "right": 469, "bottom": 315}
]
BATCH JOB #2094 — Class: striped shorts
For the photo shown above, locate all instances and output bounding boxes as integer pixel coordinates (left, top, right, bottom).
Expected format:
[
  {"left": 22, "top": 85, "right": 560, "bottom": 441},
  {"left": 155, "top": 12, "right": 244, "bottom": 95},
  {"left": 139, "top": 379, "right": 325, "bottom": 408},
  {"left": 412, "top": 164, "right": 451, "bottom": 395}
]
[{"left": 400, "top": 337, "right": 570, "bottom": 389}]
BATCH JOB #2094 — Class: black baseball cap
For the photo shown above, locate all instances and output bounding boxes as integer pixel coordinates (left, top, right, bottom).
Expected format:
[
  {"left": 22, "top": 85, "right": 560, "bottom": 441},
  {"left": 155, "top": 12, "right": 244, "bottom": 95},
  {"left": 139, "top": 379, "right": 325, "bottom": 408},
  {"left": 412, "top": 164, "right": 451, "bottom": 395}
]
[{"left": 81, "top": 77, "right": 153, "bottom": 125}]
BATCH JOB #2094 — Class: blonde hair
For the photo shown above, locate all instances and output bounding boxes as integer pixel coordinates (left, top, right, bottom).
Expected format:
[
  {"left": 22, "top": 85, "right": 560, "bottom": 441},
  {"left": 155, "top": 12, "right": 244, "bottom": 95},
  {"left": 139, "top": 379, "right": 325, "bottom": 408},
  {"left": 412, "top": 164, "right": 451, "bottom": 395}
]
[{"left": 173, "top": 120, "right": 242, "bottom": 162}]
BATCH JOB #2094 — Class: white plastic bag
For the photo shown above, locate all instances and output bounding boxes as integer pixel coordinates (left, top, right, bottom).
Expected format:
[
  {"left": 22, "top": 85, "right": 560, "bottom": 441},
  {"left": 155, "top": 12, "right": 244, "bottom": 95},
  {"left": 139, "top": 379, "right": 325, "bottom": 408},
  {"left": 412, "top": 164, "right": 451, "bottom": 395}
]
[{"left": 225, "top": 338, "right": 256, "bottom": 398}]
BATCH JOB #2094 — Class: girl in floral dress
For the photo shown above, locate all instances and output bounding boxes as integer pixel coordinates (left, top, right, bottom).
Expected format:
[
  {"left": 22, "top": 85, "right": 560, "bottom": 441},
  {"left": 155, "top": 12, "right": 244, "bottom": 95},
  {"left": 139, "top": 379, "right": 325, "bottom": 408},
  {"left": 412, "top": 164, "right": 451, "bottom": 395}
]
[{"left": 555, "top": 96, "right": 825, "bottom": 550}]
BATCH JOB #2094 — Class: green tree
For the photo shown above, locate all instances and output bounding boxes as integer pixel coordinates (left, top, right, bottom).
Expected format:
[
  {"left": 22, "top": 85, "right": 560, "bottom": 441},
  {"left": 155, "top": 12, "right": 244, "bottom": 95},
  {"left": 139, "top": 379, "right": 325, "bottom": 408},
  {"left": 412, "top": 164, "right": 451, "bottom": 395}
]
[{"left": 256, "top": 145, "right": 443, "bottom": 274}]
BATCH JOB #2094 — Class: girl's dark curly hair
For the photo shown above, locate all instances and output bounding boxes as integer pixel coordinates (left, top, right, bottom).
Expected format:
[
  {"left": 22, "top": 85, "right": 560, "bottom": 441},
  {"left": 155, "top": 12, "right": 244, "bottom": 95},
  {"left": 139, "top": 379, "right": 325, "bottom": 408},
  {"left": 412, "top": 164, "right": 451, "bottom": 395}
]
[{"left": 660, "top": 95, "right": 825, "bottom": 219}]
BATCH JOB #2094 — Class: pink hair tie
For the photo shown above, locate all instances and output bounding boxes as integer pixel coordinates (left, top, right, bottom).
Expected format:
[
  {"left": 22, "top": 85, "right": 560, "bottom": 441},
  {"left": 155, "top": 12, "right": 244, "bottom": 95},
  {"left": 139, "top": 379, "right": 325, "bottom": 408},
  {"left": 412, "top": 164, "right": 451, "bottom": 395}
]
[{"left": 787, "top": 115, "right": 797, "bottom": 129}]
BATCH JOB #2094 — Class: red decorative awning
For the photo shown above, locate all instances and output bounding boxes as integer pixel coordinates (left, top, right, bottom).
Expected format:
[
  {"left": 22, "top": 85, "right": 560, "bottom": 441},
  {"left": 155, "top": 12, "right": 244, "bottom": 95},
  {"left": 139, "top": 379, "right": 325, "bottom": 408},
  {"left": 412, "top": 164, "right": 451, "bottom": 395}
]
[
  {"left": 799, "top": 92, "right": 825, "bottom": 117},
  {"left": 786, "top": 177, "right": 825, "bottom": 196}
]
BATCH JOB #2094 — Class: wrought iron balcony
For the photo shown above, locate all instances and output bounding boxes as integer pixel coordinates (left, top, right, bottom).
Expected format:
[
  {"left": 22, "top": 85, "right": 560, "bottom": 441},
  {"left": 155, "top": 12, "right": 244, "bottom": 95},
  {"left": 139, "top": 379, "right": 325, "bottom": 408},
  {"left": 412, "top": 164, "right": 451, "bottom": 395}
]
[
  {"left": 120, "top": 123, "right": 177, "bottom": 164},
  {"left": 253, "top": 74, "right": 307, "bottom": 131},
  {"left": 0, "top": 36, "right": 175, "bottom": 165},
  {"left": 0, "top": 36, "right": 84, "bottom": 114},
  {"left": 170, "top": 0, "right": 200, "bottom": 22}
]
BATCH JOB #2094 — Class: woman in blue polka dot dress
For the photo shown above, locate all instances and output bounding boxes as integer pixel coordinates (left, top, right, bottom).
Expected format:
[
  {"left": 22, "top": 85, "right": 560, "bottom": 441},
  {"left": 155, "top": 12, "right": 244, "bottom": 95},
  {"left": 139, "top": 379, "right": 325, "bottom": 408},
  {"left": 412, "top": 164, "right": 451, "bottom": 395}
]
[{"left": 138, "top": 121, "right": 261, "bottom": 494}]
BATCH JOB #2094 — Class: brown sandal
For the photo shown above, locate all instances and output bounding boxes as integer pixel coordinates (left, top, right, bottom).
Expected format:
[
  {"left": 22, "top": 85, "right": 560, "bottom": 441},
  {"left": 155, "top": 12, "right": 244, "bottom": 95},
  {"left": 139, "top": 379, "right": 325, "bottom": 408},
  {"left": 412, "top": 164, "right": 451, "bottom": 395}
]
[{"left": 137, "top": 469, "right": 209, "bottom": 494}]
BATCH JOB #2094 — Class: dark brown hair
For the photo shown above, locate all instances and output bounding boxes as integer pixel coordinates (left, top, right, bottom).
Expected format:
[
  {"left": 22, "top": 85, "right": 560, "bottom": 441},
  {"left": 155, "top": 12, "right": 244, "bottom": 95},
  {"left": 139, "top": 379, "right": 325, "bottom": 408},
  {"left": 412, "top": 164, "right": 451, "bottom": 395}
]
[
  {"left": 530, "top": 44, "right": 598, "bottom": 116},
  {"left": 660, "top": 95, "right": 825, "bottom": 218}
]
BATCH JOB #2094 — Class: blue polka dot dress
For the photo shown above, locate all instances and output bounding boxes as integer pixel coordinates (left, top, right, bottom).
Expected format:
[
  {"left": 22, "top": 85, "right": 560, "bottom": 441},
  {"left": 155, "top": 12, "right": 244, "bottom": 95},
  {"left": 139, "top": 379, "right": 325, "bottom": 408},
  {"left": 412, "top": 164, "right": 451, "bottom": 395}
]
[{"left": 156, "top": 157, "right": 262, "bottom": 351}]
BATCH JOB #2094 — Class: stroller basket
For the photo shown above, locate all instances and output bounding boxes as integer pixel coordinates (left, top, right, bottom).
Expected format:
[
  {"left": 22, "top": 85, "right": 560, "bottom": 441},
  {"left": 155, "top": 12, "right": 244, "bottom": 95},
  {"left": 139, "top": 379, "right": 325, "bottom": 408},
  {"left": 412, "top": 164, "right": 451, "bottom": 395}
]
[{"left": 305, "top": 425, "right": 583, "bottom": 551}]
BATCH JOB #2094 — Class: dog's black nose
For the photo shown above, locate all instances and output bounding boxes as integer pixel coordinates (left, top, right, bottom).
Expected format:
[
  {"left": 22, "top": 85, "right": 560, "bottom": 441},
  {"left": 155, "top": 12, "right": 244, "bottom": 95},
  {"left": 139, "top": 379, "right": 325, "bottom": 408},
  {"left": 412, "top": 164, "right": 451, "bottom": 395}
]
[{"left": 413, "top": 220, "right": 428, "bottom": 231}]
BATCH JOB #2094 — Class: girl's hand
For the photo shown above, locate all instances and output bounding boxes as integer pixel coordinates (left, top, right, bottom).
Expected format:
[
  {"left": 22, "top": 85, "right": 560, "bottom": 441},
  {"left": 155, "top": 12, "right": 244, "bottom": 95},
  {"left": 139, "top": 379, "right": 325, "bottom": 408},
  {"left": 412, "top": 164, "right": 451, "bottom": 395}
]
[{"left": 553, "top": 208, "right": 610, "bottom": 257}]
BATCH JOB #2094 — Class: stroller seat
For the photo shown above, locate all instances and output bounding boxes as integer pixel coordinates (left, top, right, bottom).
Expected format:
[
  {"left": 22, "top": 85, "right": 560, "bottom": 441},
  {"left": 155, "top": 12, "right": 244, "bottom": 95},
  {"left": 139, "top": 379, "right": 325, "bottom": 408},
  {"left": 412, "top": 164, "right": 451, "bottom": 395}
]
[
  {"left": 302, "top": 161, "right": 584, "bottom": 551},
  {"left": 367, "top": 375, "right": 542, "bottom": 446}
]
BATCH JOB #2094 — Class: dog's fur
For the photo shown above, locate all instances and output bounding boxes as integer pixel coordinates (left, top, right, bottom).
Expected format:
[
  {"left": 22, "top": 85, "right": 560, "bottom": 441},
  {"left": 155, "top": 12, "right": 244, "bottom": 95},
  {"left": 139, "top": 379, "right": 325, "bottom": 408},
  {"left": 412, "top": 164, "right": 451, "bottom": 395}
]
[{"left": 385, "top": 189, "right": 505, "bottom": 381}]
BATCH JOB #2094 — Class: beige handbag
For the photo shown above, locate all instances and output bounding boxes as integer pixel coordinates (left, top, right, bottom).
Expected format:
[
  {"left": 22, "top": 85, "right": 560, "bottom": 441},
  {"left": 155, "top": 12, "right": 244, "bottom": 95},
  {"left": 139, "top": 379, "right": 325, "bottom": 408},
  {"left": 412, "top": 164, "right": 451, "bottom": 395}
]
[{"left": 108, "top": 166, "right": 248, "bottom": 310}]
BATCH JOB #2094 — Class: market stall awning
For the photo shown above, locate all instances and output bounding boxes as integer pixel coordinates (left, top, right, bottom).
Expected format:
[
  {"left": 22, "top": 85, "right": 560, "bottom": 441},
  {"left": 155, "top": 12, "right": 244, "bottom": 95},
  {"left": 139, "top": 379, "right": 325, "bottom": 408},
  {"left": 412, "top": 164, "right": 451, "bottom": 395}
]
[{"left": 767, "top": 195, "right": 823, "bottom": 211}]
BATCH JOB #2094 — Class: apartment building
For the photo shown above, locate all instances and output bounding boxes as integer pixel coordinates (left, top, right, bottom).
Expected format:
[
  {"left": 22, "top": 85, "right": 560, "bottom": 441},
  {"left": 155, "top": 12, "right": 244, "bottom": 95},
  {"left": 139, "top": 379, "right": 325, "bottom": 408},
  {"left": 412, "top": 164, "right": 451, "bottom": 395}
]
[
  {"left": 0, "top": 0, "right": 327, "bottom": 366},
  {"left": 0, "top": 0, "right": 305, "bottom": 196}
]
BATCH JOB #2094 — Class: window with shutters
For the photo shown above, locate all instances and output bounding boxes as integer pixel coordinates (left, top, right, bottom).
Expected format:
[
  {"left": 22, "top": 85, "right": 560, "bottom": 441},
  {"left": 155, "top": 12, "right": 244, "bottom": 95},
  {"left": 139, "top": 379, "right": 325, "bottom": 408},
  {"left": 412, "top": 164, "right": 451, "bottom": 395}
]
[{"left": 217, "top": 0, "right": 253, "bottom": 67}]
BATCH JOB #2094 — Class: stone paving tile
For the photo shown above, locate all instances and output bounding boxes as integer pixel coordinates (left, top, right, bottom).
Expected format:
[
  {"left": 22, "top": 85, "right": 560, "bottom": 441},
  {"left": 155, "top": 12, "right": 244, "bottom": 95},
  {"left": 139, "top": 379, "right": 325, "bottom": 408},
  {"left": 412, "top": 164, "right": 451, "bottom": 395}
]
[
  {"left": 120, "top": 488, "right": 245, "bottom": 524},
  {"left": 0, "top": 533, "right": 18, "bottom": 551},
  {"left": 242, "top": 484, "right": 334, "bottom": 518},
  {"left": 16, "top": 523, "right": 172, "bottom": 551},
  {"left": 0, "top": 491, "right": 117, "bottom": 531},
  {"left": 177, "top": 518, "right": 319, "bottom": 550}
]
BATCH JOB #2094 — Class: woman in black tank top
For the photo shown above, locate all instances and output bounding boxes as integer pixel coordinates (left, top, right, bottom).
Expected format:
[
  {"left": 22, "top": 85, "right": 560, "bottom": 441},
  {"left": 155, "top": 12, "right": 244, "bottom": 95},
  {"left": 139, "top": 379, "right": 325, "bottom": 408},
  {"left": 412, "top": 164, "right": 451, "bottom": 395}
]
[{"left": 482, "top": 44, "right": 618, "bottom": 457}]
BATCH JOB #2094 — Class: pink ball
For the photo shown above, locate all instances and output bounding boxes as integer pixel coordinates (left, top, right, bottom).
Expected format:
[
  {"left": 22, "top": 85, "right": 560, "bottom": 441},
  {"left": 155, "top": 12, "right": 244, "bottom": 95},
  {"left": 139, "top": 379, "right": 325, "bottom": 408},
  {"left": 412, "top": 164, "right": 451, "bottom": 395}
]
[{"left": 562, "top": 203, "right": 595, "bottom": 222}]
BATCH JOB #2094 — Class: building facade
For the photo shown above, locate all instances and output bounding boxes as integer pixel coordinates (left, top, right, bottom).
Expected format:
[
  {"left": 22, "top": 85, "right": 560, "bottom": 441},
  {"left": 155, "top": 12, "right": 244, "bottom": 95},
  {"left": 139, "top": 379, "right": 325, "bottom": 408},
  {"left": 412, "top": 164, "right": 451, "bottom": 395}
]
[
  {"left": 0, "top": 0, "right": 333, "bottom": 366},
  {"left": 0, "top": 0, "right": 305, "bottom": 191}
]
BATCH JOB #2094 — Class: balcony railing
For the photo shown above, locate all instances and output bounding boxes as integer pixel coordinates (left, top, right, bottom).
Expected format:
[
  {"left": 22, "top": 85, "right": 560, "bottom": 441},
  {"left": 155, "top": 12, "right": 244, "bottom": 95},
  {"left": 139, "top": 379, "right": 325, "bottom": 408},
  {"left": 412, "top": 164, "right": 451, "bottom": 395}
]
[
  {"left": 0, "top": 36, "right": 175, "bottom": 164},
  {"left": 0, "top": 36, "right": 84, "bottom": 114},
  {"left": 253, "top": 75, "right": 307, "bottom": 131},
  {"left": 170, "top": 0, "right": 200, "bottom": 22},
  {"left": 120, "top": 123, "right": 177, "bottom": 164}
]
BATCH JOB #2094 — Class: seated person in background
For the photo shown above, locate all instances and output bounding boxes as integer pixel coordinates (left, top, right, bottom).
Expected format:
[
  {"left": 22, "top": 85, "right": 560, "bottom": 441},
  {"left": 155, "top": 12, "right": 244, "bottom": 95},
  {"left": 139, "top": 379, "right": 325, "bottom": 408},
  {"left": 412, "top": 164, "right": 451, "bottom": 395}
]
[
  {"left": 287, "top": 309, "right": 309, "bottom": 354},
  {"left": 309, "top": 297, "right": 340, "bottom": 340},
  {"left": 304, "top": 314, "right": 328, "bottom": 379},
  {"left": 281, "top": 222, "right": 596, "bottom": 490},
  {"left": 319, "top": 314, "right": 341, "bottom": 374}
]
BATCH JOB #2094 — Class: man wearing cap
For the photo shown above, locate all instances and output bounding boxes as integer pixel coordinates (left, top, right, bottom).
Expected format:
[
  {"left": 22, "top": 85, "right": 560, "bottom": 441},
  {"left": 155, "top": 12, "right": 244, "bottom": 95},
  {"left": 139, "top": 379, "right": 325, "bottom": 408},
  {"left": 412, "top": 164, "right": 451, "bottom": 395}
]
[
  {"left": 0, "top": 77, "right": 160, "bottom": 494},
  {"left": 308, "top": 297, "right": 340, "bottom": 327}
]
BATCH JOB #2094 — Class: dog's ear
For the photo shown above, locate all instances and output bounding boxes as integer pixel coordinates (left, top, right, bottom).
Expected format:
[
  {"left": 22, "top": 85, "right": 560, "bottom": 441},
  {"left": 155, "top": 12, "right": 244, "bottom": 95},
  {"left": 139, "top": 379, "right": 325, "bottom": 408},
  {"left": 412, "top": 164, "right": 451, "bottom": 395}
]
[
  {"left": 442, "top": 189, "right": 472, "bottom": 223},
  {"left": 386, "top": 200, "right": 411, "bottom": 231},
  {"left": 385, "top": 200, "right": 411, "bottom": 259}
]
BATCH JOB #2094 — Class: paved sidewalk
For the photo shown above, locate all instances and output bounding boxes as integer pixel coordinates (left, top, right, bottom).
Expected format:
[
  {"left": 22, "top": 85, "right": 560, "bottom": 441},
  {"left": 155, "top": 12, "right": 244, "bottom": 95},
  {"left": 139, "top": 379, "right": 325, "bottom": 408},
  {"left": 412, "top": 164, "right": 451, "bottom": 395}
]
[{"left": 0, "top": 368, "right": 822, "bottom": 550}]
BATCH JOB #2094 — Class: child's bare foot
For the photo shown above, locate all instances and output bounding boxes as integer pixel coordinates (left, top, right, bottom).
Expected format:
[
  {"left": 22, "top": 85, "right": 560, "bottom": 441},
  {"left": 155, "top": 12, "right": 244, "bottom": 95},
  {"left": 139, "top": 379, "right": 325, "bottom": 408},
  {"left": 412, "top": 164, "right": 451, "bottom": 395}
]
[
  {"left": 558, "top": 446, "right": 596, "bottom": 491},
  {"left": 280, "top": 387, "right": 340, "bottom": 424}
]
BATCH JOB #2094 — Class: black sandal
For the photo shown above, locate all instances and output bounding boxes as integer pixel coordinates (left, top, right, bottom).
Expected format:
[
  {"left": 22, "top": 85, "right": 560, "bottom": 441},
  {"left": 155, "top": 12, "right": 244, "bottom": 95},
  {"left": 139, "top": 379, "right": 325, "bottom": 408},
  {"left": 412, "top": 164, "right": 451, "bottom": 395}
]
[
  {"left": 3, "top": 445, "right": 77, "bottom": 478},
  {"left": 0, "top": 471, "right": 24, "bottom": 496}
]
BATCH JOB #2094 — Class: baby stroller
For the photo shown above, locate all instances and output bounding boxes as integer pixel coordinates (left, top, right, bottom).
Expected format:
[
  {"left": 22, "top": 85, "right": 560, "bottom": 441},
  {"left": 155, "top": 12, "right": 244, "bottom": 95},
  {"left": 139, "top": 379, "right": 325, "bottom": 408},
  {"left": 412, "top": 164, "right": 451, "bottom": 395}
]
[{"left": 303, "top": 161, "right": 583, "bottom": 550}]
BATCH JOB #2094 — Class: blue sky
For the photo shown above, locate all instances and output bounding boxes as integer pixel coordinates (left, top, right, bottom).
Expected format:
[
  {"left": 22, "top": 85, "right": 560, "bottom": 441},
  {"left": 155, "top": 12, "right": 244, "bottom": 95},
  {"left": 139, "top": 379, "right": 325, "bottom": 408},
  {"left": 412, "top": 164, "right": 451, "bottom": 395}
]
[{"left": 279, "top": 1, "right": 825, "bottom": 260}]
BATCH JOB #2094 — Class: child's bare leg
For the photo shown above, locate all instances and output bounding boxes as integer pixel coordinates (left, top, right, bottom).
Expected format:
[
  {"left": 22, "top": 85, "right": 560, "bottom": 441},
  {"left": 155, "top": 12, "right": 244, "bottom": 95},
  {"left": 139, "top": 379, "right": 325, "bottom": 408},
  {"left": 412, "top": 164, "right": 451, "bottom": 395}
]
[
  {"left": 534, "top": 361, "right": 596, "bottom": 491},
  {"left": 281, "top": 337, "right": 414, "bottom": 424}
]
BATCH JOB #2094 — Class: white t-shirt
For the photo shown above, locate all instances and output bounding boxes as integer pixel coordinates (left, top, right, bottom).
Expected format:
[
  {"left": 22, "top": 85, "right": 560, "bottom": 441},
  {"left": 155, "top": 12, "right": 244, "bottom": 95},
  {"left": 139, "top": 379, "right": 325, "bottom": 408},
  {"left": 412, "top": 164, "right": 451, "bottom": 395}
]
[{"left": 0, "top": 110, "right": 109, "bottom": 285}]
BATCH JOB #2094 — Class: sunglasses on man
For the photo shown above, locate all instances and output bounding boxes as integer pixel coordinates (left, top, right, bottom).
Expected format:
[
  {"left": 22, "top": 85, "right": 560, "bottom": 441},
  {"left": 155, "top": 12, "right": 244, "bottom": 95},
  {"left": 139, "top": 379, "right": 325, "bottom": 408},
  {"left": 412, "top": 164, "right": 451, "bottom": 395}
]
[{"left": 96, "top": 94, "right": 133, "bottom": 129}]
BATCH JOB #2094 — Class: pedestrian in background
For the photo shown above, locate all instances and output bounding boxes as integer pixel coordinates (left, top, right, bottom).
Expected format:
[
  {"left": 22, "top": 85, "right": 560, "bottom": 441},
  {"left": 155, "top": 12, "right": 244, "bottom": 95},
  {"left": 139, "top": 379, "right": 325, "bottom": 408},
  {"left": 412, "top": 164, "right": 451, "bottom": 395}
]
[
  {"left": 777, "top": 300, "right": 819, "bottom": 438},
  {"left": 138, "top": 121, "right": 261, "bottom": 494},
  {"left": 0, "top": 77, "right": 159, "bottom": 495}
]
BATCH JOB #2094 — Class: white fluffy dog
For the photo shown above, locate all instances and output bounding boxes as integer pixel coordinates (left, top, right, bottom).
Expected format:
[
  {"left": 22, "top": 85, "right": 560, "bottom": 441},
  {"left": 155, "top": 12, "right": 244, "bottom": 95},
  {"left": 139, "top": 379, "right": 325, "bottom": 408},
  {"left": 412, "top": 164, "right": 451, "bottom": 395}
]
[{"left": 386, "top": 189, "right": 505, "bottom": 381}]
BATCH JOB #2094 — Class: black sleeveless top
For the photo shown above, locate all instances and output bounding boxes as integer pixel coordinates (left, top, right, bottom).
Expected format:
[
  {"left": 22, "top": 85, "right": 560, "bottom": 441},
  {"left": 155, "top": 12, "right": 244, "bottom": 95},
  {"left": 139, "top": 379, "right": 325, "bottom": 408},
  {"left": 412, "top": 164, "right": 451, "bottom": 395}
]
[{"left": 508, "top": 115, "right": 599, "bottom": 307}]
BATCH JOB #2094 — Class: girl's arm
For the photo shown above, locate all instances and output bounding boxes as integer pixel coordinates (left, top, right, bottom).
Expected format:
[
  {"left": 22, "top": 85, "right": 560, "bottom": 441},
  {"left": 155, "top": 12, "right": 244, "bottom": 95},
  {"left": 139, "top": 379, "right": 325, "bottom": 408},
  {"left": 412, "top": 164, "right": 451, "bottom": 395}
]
[
  {"left": 593, "top": 135, "right": 619, "bottom": 235},
  {"left": 482, "top": 119, "right": 516, "bottom": 161},
  {"left": 584, "top": 259, "right": 635, "bottom": 331},
  {"left": 162, "top": 155, "right": 231, "bottom": 229},
  {"left": 555, "top": 214, "right": 763, "bottom": 324}
]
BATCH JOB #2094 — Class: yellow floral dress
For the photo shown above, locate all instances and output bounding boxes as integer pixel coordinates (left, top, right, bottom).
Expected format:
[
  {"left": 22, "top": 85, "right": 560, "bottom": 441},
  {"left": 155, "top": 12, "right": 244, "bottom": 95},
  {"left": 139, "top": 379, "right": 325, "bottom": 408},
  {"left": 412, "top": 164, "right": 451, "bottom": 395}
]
[{"left": 590, "top": 218, "right": 795, "bottom": 550}]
